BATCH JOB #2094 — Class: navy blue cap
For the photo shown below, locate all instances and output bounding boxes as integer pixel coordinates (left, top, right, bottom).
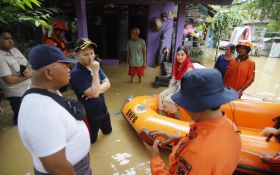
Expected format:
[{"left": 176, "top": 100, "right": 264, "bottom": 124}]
[
  {"left": 171, "top": 69, "right": 238, "bottom": 112},
  {"left": 28, "top": 44, "right": 77, "bottom": 70}
]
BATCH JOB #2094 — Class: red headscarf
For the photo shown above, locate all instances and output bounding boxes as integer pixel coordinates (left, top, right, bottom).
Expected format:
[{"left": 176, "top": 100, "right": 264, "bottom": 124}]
[{"left": 173, "top": 54, "right": 194, "bottom": 80}]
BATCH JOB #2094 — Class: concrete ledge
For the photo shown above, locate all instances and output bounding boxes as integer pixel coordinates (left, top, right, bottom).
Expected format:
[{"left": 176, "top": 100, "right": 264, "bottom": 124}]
[{"left": 101, "top": 59, "right": 119, "bottom": 65}]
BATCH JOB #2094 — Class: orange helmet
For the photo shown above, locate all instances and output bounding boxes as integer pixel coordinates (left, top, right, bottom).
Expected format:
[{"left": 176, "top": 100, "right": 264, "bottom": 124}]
[
  {"left": 52, "top": 20, "right": 67, "bottom": 31},
  {"left": 236, "top": 40, "right": 253, "bottom": 49}
]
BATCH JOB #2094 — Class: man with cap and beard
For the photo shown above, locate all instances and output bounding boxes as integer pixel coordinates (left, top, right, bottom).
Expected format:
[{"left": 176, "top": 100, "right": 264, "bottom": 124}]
[
  {"left": 144, "top": 69, "right": 241, "bottom": 175},
  {"left": 18, "top": 45, "right": 92, "bottom": 175}
]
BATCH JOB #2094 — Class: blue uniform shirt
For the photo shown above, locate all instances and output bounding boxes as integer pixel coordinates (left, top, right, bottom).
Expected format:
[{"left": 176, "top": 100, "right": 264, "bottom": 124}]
[
  {"left": 70, "top": 62, "right": 107, "bottom": 119},
  {"left": 214, "top": 54, "right": 230, "bottom": 78}
]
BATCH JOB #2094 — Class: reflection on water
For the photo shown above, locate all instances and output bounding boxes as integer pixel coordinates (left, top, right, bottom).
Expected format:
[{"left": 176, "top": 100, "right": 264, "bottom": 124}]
[
  {"left": 114, "top": 139, "right": 121, "bottom": 143},
  {"left": 112, "top": 152, "right": 132, "bottom": 165},
  {"left": 110, "top": 152, "right": 151, "bottom": 175},
  {"left": 111, "top": 161, "right": 151, "bottom": 175}
]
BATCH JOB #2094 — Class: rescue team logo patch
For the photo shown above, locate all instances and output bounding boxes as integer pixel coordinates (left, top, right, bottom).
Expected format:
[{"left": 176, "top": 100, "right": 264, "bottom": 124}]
[
  {"left": 175, "top": 156, "right": 192, "bottom": 175},
  {"left": 134, "top": 104, "right": 147, "bottom": 113}
]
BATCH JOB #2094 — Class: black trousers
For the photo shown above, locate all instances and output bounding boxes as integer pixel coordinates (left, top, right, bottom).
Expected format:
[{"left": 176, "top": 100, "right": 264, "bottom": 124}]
[
  {"left": 87, "top": 111, "right": 112, "bottom": 143},
  {"left": 6, "top": 97, "right": 22, "bottom": 125}
]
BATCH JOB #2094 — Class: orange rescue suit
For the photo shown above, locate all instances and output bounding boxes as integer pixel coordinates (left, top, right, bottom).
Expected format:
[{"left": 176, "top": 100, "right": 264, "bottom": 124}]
[
  {"left": 45, "top": 34, "right": 69, "bottom": 55},
  {"left": 224, "top": 58, "right": 255, "bottom": 94},
  {"left": 150, "top": 116, "right": 241, "bottom": 175}
]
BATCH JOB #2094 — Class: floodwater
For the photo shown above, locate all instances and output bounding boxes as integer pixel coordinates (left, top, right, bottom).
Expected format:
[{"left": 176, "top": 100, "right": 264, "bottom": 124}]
[
  {"left": 203, "top": 48, "right": 280, "bottom": 101},
  {"left": 0, "top": 50, "right": 280, "bottom": 175}
]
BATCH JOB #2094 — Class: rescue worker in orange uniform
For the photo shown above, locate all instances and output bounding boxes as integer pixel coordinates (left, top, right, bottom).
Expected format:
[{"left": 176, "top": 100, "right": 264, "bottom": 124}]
[
  {"left": 45, "top": 20, "right": 73, "bottom": 57},
  {"left": 45, "top": 20, "right": 74, "bottom": 92},
  {"left": 223, "top": 40, "right": 255, "bottom": 97},
  {"left": 144, "top": 69, "right": 241, "bottom": 175}
]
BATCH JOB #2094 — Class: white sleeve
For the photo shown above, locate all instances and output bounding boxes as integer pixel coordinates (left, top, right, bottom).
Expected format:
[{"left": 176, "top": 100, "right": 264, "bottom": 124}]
[
  {"left": 24, "top": 108, "right": 66, "bottom": 158},
  {"left": 168, "top": 77, "right": 177, "bottom": 88}
]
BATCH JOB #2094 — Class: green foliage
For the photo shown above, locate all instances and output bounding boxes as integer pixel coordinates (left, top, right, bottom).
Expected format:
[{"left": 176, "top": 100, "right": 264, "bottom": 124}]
[
  {"left": 0, "top": 0, "right": 57, "bottom": 28},
  {"left": 266, "top": 20, "right": 280, "bottom": 32},
  {"left": 195, "top": 23, "right": 207, "bottom": 33},
  {"left": 246, "top": 0, "right": 280, "bottom": 22},
  {"left": 264, "top": 20, "right": 280, "bottom": 37},
  {"left": 233, "top": 0, "right": 280, "bottom": 33},
  {"left": 207, "top": 8, "right": 246, "bottom": 42}
]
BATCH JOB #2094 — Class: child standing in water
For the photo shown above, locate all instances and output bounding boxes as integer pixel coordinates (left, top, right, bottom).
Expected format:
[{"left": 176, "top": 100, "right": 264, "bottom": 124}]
[{"left": 158, "top": 46, "right": 194, "bottom": 117}]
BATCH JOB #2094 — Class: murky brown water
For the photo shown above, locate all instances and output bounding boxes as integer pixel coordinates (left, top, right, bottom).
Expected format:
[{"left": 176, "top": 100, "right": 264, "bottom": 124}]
[{"left": 0, "top": 49, "right": 279, "bottom": 175}]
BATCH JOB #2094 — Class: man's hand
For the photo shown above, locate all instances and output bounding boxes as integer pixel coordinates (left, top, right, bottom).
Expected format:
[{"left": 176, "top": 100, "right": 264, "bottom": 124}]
[
  {"left": 82, "top": 94, "right": 90, "bottom": 100},
  {"left": 163, "top": 101, "right": 178, "bottom": 113},
  {"left": 90, "top": 60, "right": 100, "bottom": 73},
  {"left": 23, "top": 65, "right": 32, "bottom": 78},
  {"left": 260, "top": 127, "right": 279, "bottom": 136},
  {"left": 261, "top": 152, "right": 280, "bottom": 165},
  {"left": 149, "top": 130, "right": 180, "bottom": 145},
  {"left": 82, "top": 93, "right": 99, "bottom": 100},
  {"left": 143, "top": 139, "right": 160, "bottom": 158}
]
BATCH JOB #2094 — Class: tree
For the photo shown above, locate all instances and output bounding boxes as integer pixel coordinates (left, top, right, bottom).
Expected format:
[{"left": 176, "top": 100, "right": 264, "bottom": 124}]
[
  {"left": 246, "top": 0, "right": 280, "bottom": 22},
  {"left": 206, "top": 8, "right": 247, "bottom": 60},
  {"left": 246, "top": 0, "right": 280, "bottom": 33},
  {"left": 0, "top": 0, "right": 57, "bottom": 28}
]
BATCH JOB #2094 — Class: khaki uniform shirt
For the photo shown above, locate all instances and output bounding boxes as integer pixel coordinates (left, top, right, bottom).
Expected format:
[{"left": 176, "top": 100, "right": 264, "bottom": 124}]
[{"left": 0, "top": 48, "right": 30, "bottom": 97}]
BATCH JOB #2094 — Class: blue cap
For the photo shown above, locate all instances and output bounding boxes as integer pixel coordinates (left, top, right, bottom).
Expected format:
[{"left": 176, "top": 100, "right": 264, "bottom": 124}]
[
  {"left": 28, "top": 44, "right": 77, "bottom": 70},
  {"left": 171, "top": 69, "right": 238, "bottom": 112}
]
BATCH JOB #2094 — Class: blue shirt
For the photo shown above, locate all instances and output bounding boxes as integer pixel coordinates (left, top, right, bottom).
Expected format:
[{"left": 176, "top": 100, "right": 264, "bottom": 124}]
[
  {"left": 70, "top": 62, "right": 107, "bottom": 119},
  {"left": 214, "top": 54, "right": 230, "bottom": 78}
]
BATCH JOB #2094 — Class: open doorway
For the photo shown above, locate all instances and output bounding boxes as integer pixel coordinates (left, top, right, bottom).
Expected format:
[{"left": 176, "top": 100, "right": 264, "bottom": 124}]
[{"left": 120, "top": 5, "right": 148, "bottom": 63}]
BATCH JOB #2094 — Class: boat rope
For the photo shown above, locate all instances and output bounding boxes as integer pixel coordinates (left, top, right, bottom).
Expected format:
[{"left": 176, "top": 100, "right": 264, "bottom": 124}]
[{"left": 229, "top": 102, "right": 241, "bottom": 134}]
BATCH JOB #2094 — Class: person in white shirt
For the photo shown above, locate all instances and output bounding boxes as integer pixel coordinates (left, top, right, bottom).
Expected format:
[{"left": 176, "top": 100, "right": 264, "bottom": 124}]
[{"left": 18, "top": 44, "right": 92, "bottom": 175}]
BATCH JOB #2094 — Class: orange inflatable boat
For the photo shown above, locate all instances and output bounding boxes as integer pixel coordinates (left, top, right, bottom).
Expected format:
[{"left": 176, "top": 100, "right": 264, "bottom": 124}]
[{"left": 121, "top": 95, "right": 280, "bottom": 175}]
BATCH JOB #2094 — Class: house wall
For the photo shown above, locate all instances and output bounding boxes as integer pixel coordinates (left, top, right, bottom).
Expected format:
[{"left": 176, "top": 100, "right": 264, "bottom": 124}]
[
  {"left": 74, "top": 1, "right": 178, "bottom": 65},
  {"left": 147, "top": 3, "right": 175, "bottom": 66}
]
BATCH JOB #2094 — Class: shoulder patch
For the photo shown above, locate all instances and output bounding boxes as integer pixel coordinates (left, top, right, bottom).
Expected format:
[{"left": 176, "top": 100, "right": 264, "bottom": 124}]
[{"left": 175, "top": 156, "right": 192, "bottom": 175}]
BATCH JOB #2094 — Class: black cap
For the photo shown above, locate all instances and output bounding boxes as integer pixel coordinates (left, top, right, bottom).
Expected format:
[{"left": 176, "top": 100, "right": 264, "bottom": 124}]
[{"left": 74, "top": 38, "right": 97, "bottom": 52}]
